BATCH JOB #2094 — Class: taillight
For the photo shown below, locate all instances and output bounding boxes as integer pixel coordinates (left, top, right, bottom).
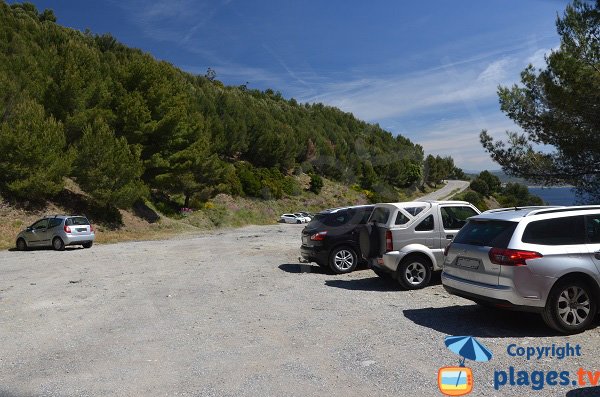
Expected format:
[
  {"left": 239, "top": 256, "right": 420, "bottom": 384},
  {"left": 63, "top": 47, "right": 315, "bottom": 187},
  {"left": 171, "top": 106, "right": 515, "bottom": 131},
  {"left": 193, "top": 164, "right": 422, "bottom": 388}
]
[
  {"left": 310, "top": 231, "right": 327, "bottom": 241},
  {"left": 64, "top": 225, "right": 71, "bottom": 233},
  {"left": 488, "top": 248, "right": 542, "bottom": 266},
  {"left": 386, "top": 230, "right": 393, "bottom": 252},
  {"left": 90, "top": 225, "right": 94, "bottom": 233},
  {"left": 444, "top": 243, "right": 452, "bottom": 257}
]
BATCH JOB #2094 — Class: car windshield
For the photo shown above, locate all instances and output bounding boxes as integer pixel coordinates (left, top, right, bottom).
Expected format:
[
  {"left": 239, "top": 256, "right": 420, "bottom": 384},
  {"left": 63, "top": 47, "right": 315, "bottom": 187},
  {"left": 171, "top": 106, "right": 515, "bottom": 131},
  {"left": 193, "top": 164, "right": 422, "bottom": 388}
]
[{"left": 453, "top": 220, "right": 517, "bottom": 248}]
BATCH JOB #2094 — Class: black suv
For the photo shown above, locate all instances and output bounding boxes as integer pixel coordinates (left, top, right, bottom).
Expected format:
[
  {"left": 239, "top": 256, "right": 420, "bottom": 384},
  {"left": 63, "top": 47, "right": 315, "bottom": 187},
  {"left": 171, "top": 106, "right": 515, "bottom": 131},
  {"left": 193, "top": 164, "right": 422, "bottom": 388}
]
[{"left": 300, "top": 205, "right": 374, "bottom": 274}]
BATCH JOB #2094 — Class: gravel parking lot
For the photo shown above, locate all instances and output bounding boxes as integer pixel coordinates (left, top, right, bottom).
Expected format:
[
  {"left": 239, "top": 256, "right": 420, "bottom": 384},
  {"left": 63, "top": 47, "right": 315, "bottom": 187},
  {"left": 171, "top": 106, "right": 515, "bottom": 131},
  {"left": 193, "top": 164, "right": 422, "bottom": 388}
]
[{"left": 1, "top": 224, "right": 599, "bottom": 397}]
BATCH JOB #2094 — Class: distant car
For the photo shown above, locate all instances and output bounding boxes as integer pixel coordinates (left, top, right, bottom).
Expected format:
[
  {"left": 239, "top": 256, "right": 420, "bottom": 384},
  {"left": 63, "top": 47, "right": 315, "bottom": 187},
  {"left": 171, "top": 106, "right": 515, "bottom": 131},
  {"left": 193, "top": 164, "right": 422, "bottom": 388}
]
[
  {"left": 300, "top": 205, "right": 374, "bottom": 273},
  {"left": 443, "top": 206, "right": 600, "bottom": 334},
  {"left": 294, "top": 213, "right": 311, "bottom": 223},
  {"left": 280, "top": 213, "right": 305, "bottom": 224},
  {"left": 16, "top": 215, "right": 95, "bottom": 251}
]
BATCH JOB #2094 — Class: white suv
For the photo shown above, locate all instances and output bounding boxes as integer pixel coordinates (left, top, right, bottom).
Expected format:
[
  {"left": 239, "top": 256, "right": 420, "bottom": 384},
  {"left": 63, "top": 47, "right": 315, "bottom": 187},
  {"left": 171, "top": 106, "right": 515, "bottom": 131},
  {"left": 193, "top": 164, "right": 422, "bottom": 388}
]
[
  {"left": 360, "top": 200, "right": 480, "bottom": 289},
  {"left": 443, "top": 206, "right": 600, "bottom": 334}
]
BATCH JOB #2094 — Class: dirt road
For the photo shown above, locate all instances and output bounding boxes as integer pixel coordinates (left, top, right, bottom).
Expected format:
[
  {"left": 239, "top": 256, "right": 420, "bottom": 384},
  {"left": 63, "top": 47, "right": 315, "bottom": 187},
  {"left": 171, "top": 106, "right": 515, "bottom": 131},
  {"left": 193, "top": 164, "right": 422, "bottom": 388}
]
[
  {"left": 0, "top": 224, "right": 598, "bottom": 396},
  {"left": 421, "top": 180, "right": 470, "bottom": 201}
]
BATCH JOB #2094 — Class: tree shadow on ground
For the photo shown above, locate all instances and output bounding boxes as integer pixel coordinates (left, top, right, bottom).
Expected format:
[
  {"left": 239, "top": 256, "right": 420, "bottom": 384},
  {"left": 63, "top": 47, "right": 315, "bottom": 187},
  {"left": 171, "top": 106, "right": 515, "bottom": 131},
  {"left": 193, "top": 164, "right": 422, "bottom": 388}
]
[
  {"left": 403, "top": 304, "right": 563, "bottom": 338},
  {"left": 51, "top": 189, "right": 123, "bottom": 228}
]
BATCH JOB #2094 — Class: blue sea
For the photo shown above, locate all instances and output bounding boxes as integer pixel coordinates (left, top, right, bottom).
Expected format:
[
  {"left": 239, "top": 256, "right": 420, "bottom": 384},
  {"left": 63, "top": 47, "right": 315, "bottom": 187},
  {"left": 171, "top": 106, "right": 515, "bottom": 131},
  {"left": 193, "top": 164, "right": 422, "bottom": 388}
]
[{"left": 528, "top": 187, "right": 579, "bottom": 205}]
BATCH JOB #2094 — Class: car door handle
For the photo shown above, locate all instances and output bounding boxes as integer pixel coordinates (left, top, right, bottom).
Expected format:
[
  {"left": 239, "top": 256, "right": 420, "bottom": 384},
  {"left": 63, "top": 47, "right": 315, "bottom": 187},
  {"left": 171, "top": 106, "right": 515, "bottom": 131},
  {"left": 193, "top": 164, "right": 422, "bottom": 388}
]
[{"left": 446, "top": 235, "right": 454, "bottom": 240}]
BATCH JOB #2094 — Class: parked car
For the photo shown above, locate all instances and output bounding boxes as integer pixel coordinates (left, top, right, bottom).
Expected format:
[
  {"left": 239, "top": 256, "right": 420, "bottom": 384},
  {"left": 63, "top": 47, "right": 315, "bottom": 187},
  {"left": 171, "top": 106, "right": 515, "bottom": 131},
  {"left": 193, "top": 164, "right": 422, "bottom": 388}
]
[
  {"left": 300, "top": 205, "right": 374, "bottom": 273},
  {"left": 280, "top": 213, "right": 305, "bottom": 224},
  {"left": 442, "top": 206, "right": 600, "bottom": 334},
  {"left": 360, "top": 200, "right": 480, "bottom": 289},
  {"left": 297, "top": 212, "right": 313, "bottom": 222},
  {"left": 294, "top": 213, "right": 311, "bottom": 223},
  {"left": 16, "top": 215, "right": 95, "bottom": 251}
]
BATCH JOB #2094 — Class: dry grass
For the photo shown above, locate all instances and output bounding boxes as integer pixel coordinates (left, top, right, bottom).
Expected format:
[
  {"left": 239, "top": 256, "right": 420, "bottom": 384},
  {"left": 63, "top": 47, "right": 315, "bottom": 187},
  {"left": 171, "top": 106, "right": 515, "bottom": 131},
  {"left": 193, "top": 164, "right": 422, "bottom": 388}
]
[{"left": 0, "top": 176, "right": 434, "bottom": 250}]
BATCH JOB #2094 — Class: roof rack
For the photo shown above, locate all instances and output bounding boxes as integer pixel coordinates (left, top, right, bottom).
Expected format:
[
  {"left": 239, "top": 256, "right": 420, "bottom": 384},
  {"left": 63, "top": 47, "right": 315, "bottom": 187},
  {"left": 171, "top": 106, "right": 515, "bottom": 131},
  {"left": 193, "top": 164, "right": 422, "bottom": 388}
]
[
  {"left": 526, "top": 205, "right": 600, "bottom": 217},
  {"left": 483, "top": 206, "right": 560, "bottom": 214}
]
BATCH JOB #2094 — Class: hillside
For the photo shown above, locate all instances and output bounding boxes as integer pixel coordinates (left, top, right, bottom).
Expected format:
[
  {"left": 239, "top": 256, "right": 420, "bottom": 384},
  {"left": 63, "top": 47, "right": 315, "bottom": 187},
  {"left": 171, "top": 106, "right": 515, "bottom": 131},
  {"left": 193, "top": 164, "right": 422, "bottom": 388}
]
[{"left": 0, "top": 1, "right": 431, "bottom": 222}]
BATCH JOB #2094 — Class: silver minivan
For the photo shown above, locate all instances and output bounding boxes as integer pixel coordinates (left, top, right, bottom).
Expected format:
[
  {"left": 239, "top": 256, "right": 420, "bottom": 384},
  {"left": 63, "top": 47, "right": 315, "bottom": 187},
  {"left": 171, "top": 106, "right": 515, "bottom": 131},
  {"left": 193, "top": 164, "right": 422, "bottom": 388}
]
[
  {"left": 442, "top": 206, "right": 600, "bottom": 334},
  {"left": 16, "top": 215, "right": 95, "bottom": 251}
]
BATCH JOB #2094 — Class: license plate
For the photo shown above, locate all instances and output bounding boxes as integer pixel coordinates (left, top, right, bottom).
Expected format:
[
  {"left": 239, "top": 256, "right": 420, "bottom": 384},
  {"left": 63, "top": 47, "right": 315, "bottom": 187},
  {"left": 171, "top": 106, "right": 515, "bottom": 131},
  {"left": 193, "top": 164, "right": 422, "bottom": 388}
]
[
  {"left": 77, "top": 228, "right": 86, "bottom": 232},
  {"left": 456, "top": 257, "right": 480, "bottom": 269}
]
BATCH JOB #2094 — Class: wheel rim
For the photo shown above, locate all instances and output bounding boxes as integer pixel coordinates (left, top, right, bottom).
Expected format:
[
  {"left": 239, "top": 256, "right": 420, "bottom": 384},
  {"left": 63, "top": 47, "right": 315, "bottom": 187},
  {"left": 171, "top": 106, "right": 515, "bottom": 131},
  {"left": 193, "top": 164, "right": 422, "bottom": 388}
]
[
  {"left": 556, "top": 286, "right": 591, "bottom": 326},
  {"left": 53, "top": 238, "right": 62, "bottom": 250},
  {"left": 404, "top": 262, "right": 426, "bottom": 285},
  {"left": 334, "top": 249, "right": 354, "bottom": 270}
]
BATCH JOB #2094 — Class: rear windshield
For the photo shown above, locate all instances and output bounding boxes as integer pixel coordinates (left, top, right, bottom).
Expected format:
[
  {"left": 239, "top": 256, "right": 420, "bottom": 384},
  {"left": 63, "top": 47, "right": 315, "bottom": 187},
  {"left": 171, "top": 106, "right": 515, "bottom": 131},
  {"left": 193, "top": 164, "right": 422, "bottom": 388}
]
[
  {"left": 65, "top": 217, "right": 90, "bottom": 226},
  {"left": 308, "top": 211, "right": 353, "bottom": 227},
  {"left": 453, "top": 220, "right": 517, "bottom": 248}
]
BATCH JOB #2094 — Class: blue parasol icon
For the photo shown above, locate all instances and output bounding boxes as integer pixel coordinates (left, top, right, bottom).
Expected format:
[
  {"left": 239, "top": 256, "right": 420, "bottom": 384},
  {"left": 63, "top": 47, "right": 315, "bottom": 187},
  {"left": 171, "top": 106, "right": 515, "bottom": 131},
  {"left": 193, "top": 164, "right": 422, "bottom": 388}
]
[{"left": 445, "top": 335, "right": 493, "bottom": 366}]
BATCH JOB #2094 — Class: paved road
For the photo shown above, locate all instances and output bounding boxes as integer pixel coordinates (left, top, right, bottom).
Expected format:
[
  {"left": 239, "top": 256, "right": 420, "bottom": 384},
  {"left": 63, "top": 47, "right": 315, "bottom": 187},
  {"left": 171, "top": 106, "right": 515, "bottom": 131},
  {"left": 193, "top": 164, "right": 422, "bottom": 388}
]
[
  {"left": 0, "top": 224, "right": 598, "bottom": 396},
  {"left": 420, "top": 179, "right": 470, "bottom": 201}
]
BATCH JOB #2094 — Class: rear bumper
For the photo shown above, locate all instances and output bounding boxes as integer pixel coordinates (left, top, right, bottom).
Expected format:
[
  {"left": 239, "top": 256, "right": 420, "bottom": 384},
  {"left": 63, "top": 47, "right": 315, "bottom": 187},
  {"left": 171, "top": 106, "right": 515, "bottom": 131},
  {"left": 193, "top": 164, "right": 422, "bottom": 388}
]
[
  {"left": 300, "top": 245, "right": 328, "bottom": 265},
  {"left": 441, "top": 271, "right": 544, "bottom": 312},
  {"left": 63, "top": 234, "right": 95, "bottom": 245}
]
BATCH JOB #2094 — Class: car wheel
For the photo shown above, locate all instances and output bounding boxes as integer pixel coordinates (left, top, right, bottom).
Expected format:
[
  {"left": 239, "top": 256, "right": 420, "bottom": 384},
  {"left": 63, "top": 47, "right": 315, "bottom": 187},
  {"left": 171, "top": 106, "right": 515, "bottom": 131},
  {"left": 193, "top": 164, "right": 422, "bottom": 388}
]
[
  {"left": 296, "top": 220, "right": 301, "bottom": 224},
  {"left": 16, "top": 238, "right": 27, "bottom": 251},
  {"left": 82, "top": 242, "right": 93, "bottom": 249},
  {"left": 396, "top": 256, "right": 432, "bottom": 290},
  {"left": 541, "top": 278, "right": 597, "bottom": 334},
  {"left": 52, "top": 237, "right": 65, "bottom": 251},
  {"left": 329, "top": 246, "right": 358, "bottom": 274}
]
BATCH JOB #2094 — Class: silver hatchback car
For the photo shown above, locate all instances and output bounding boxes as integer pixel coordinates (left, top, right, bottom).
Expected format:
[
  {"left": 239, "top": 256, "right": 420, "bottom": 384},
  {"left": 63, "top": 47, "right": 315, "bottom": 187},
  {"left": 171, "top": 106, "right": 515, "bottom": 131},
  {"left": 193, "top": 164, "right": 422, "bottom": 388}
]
[
  {"left": 16, "top": 215, "right": 95, "bottom": 251},
  {"left": 442, "top": 206, "right": 600, "bottom": 334}
]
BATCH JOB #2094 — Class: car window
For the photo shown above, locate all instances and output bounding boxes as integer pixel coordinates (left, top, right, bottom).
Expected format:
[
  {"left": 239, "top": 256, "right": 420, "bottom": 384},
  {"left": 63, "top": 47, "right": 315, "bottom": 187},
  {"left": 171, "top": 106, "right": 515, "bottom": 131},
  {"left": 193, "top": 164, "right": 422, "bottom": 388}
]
[
  {"left": 370, "top": 207, "right": 390, "bottom": 224},
  {"left": 454, "top": 220, "right": 517, "bottom": 248},
  {"left": 310, "top": 211, "right": 351, "bottom": 227},
  {"left": 404, "top": 206, "right": 425, "bottom": 216},
  {"left": 48, "top": 218, "right": 62, "bottom": 228},
  {"left": 586, "top": 214, "right": 600, "bottom": 243},
  {"left": 31, "top": 219, "right": 49, "bottom": 230},
  {"left": 395, "top": 211, "right": 410, "bottom": 225},
  {"left": 522, "top": 216, "right": 585, "bottom": 245},
  {"left": 359, "top": 208, "right": 373, "bottom": 224},
  {"left": 66, "top": 217, "right": 90, "bottom": 226},
  {"left": 440, "top": 206, "right": 478, "bottom": 230},
  {"left": 415, "top": 215, "right": 434, "bottom": 231}
]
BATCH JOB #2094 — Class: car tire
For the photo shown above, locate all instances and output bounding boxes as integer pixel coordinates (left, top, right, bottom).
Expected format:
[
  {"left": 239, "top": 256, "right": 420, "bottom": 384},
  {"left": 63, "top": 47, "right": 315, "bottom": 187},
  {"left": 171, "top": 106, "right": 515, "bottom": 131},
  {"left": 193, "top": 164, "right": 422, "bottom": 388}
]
[
  {"left": 296, "top": 220, "right": 301, "bottom": 224},
  {"left": 16, "top": 238, "right": 27, "bottom": 251},
  {"left": 396, "top": 256, "right": 432, "bottom": 290},
  {"left": 541, "top": 278, "right": 597, "bottom": 334},
  {"left": 82, "top": 242, "right": 93, "bottom": 249},
  {"left": 329, "top": 246, "right": 358, "bottom": 274},
  {"left": 52, "top": 237, "right": 65, "bottom": 251}
]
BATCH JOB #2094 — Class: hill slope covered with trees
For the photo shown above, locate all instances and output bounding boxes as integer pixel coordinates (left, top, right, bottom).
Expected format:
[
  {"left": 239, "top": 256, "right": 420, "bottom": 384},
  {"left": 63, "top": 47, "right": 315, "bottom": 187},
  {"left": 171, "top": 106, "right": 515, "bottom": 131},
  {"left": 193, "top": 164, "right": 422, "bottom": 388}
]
[{"left": 0, "top": 2, "right": 461, "bottom": 219}]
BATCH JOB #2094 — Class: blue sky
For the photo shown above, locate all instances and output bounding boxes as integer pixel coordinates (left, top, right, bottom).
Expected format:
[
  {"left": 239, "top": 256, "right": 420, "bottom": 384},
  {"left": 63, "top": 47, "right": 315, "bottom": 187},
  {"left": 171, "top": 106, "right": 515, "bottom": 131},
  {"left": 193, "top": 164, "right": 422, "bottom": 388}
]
[{"left": 16, "top": 0, "right": 570, "bottom": 171}]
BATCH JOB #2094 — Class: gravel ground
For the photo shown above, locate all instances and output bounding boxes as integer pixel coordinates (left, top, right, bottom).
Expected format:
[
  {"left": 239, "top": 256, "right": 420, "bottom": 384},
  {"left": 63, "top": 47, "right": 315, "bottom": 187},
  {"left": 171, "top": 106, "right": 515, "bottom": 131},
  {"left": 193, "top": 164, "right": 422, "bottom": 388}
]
[{"left": 1, "top": 224, "right": 599, "bottom": 397}]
